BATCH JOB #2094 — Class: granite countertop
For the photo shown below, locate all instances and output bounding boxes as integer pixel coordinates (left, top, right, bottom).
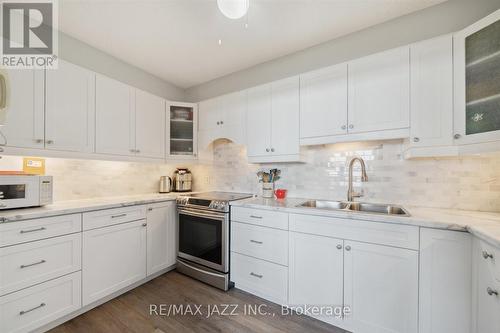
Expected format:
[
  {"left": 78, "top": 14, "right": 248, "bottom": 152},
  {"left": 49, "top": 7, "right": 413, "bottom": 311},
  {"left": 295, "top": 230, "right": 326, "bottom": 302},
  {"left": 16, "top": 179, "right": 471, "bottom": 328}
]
[
  {"left": 231, "top": 197, "right": 500, "bottom": 248},
  {"left": 0, "top": 193, "right": 185, "bottom": 223}
]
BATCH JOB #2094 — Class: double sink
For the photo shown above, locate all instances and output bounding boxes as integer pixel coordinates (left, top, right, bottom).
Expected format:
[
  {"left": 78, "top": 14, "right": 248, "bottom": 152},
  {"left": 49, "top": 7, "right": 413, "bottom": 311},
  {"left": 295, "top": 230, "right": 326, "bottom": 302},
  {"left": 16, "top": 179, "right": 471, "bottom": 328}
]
[{"left": 297, "top": 200, "right": 409, "bottom": 216}]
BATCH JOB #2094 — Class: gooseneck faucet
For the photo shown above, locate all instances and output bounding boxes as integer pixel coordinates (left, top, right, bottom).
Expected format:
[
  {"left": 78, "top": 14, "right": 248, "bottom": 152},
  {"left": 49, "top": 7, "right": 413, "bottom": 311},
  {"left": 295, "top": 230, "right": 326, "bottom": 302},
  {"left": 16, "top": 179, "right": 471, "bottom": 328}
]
[{"left": 347, "top": 156, "right": 368, "bottom": 202}]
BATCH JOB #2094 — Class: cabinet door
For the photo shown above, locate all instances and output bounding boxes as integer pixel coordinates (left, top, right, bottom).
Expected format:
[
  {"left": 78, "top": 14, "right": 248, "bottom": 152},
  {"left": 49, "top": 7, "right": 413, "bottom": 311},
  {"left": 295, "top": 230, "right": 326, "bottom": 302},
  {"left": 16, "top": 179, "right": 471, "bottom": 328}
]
[
  {"left": 146, "top": 201, "right": 176, "bottom": 276},
  {"left": 220, "top": 90, "right": 246, "bottom": 144},
  {"left": 473, "top": 239, "right": 500, "bottom": 333},
  {"left": 271, "top": 76, "right": 300, "bottom": 156},
  {"left": 289, "top": 232, "right": 344, "bottom": 326},
  {"left": 300, "top": 64, "right": 348, "bottom": 139},
  {"left": 95, "top": 75, "right": 134, "bottom": 156},
  {"left": 82, "top": 220, "right": 147, "bottom": 306},
  {"left": 45, "top": 60, "right": 95, "bottom": 152},
  {"left": 419, "top": 228, "right": 472, "bottom": 333},
  {"left": 343, "top": 241, "right": 418, "bottom": 333},
  {"left": 167, "top": 102, "right": 197, "bottom": 159},
  {"left": 454, "top": 9, "right": 500, "bottom": 145},
  {"left": 2, "top": 69, "right": 44, "bottom": 148},
  {"left": 135, "top": 89, "right": 165, "bottom": 159},
  {"left": 410, "top": 35, "right": 453, "bottom": 148},
  {"left": 246, "top": 84, "right": 272, "bottom": 157},
  {"left": 198, "top": 97, "right": 221, "bottom": 132},
  {"left": 348, "top": 47, "right": 410, "bottom": 134}
]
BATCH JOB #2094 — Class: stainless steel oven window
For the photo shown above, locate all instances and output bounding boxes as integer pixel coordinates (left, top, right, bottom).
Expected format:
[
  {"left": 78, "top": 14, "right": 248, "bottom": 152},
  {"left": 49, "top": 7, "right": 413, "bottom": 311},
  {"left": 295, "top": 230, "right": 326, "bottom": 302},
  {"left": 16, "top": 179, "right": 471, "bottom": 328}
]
[{"left": 177, "top": 208, "right": 228, "bottom": 273}]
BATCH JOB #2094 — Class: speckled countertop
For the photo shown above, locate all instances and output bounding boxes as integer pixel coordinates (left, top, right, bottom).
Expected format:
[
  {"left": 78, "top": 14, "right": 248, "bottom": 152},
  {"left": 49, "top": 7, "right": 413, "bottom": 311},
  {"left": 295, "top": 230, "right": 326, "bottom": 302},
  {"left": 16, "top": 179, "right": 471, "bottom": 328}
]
[
  {"left": 0, "top": 193, "right": 184, "bottom": 223},
  {"left": 231, "top": 197, "right": 500, "bottom": 248}
]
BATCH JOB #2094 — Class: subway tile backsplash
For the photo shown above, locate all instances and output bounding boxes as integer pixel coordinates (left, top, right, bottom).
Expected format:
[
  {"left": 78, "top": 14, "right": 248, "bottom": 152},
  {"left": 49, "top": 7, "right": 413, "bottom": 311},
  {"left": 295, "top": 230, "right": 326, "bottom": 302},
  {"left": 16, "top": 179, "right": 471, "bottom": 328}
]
[{"left": 195, "top": 139, "right": 500, "bottom": 212}]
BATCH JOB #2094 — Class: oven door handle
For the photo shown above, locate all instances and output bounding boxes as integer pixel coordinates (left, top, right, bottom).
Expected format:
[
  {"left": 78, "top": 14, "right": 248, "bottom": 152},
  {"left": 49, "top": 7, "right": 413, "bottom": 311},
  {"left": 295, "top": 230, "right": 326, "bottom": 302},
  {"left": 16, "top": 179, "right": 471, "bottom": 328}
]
[
  {"left": 178, "top": 207, "right": 226, "bottom": 220},
  {"left": 178, "top": 259, "right": 226, "bottom": 278}
]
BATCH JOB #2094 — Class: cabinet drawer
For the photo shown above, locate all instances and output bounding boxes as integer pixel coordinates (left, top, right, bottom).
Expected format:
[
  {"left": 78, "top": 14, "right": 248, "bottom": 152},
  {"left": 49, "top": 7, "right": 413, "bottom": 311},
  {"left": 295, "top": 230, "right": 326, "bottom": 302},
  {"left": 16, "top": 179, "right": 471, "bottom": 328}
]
[
  {"left": 0, "top": 214, "right": 81, "bottom": 248},
  {"left": 231, "top": 222, "right": 288, "bottom": 265},
  {"left": 83, "top": 205, "right": 147, "bottom": 231},
  {"left": 478, "top": 240, "right": 500, "bottom": 284},
  {"left": 0, "top": 271, "right": 81, "bottom": 333},
  {"left": 231, "top": 207, "right": 288, "bottom": 230},
  {"left": 231, "top": 252, "right": 287, "bottom": 305},
  {"left": 0, "top": 233, "right": 81, "bottom": 296},
  {"left": 289, "top": 213, "right": 419, "bottom": 250}
]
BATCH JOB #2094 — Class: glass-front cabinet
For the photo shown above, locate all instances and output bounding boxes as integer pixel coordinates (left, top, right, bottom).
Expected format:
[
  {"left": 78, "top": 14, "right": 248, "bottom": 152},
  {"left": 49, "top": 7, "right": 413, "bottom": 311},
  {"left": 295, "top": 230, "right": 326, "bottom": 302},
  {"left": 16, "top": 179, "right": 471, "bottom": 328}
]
[
  {"left": 454, "top": 9, "right": 500, "bottom": 145},
  {"left": 166, "top": 102, "right": 198, "bottom": 159}
]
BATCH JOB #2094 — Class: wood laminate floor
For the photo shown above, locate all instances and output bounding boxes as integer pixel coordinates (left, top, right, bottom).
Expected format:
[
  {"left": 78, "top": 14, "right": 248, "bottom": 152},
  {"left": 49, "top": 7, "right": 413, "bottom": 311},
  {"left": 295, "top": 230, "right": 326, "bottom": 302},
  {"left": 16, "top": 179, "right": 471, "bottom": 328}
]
[{"left": 49, "top": 271, "right": 348, "bottom": 333}]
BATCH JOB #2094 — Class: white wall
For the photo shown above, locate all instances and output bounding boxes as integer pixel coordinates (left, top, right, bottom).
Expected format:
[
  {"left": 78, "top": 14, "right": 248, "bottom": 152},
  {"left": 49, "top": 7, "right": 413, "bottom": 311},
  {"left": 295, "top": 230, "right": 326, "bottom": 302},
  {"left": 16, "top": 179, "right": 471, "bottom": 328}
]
[
  {"left": 185, "top": 0, "right": 500, "bottom": 101},
  {"left": 59, "top": 32, "right": 186, "bottom": 101}
]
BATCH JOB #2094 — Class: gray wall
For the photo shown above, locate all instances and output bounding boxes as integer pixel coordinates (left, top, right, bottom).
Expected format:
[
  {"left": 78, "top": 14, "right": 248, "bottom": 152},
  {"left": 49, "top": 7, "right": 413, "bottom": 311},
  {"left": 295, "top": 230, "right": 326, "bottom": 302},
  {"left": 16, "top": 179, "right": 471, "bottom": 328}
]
[
  {"left": 59, "top": 32, "right": 186, "bottom": 101},
  {"left": 185, "top": 0, "right": 500, "bottom": 102}
]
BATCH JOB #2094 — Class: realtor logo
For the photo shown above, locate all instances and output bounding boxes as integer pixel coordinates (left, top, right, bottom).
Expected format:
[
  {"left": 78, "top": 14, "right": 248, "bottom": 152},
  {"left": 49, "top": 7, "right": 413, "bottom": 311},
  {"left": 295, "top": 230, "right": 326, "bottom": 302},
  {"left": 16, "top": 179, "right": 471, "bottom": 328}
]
[{"left": 1, "top": 0, "right": 58, "bottom": 68}]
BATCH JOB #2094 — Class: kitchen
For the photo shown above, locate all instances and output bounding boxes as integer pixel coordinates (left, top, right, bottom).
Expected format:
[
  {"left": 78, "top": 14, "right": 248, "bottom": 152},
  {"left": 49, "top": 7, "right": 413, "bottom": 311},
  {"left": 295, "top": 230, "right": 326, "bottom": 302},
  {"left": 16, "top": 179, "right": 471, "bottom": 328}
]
[{"left": 0, "top": 0, "right": 500, "bottom": 332}]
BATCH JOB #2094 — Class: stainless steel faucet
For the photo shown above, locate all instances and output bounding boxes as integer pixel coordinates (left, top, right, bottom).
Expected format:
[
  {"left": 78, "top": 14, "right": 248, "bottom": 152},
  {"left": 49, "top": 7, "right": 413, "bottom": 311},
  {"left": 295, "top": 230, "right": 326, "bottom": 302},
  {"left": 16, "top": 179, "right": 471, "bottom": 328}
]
[{"left": 347, "top": 156, "right": 368, "bottom": 202}]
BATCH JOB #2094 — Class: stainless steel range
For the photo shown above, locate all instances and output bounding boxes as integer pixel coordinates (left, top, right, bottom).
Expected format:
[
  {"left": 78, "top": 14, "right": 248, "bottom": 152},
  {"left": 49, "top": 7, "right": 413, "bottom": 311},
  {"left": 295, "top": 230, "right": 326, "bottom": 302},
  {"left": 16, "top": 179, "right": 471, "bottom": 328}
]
[{"left": 176, "top": 192, "right": 253, "bottom": 290}]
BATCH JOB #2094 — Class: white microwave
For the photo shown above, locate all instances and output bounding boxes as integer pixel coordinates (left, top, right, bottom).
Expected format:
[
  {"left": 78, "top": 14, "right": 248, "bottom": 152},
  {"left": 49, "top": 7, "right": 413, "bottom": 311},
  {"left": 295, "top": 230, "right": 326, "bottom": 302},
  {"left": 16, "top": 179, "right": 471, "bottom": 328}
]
[{"left": 0, "top": 175, "right": 53, "bottom": 210}]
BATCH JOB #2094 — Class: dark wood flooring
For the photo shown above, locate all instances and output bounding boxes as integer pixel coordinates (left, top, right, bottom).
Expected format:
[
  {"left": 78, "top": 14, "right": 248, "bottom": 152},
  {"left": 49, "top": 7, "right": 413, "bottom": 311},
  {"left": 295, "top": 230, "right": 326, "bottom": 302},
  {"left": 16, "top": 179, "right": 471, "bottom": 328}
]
[{"left": 49, "top": 271, "right": 348, "bottom": 333}]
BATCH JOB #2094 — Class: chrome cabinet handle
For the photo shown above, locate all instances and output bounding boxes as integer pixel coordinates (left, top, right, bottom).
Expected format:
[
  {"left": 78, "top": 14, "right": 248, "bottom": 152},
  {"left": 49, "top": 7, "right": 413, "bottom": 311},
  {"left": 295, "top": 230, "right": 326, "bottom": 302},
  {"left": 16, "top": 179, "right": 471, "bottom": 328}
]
[
  {"left": 20, "top": 227, "right": 46, "bottom": 234},
  {"left": 341, "top": 125, "right": 347, "bottom": 130},
  {"left": 454, "top": 134, "right": 461, "bottom": 139},
  {"left": 111, "top": 213, "right": 127, "bottom": 219},
  {"left": 482, "top": 251, "right": 494, "bottom": 260},
  {"left": 345, "top": 245, "right": 351, "bottom": 251},
  {"left": 20, "top": 303, "right": 46, "bottom": 315},
  {"left": 250, "top": 272, "right": 263, "bottom": 279},
  {"left": 249, "top": 215, "right": 262, "bottom": 219},
  {"left": 336, "top": 244, "right": 342, "bottom": 250},
  {"left": 487, "top": 287, "right": 498, "bottom": 296},
  {"left": 413, "top": 137, "right": 420, "bottom": 143},
  {"left": 250, "top": 240, "right": 263, "bottom": 244},
  {"left": 142, "top": 223, "right": 147, "bottom": 227},
  {"left": 349, "top": 124, "right": 354, "bottom": 129},
  {"left": 20, "top": 259, "right": 46, "bottom": 269}
]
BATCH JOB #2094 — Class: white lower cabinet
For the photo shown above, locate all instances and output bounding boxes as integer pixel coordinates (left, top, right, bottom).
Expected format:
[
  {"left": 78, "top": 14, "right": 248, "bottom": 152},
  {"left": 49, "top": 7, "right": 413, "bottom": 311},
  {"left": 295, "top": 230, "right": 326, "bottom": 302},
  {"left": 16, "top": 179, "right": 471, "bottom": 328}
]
[
  {"left": 0, "top": 271, "right": 81, "bottom": 333},
  {"left": 288, "top": 232, "right": 344, "bottom": 326},
  {"left": 472, "top": 238, "right": 500, "bottom": 333},
  {"left": 146, "top": 201, "right": 176, "bottom": 276},
  {"left": 419, "top": 228, "right": 472, "bottom": 333},
  {"left": 231, "top": 252, "right": 288, "bottom": 305},
  {"left": 82, "top": 219, "right": 147, "bottom": 306}
]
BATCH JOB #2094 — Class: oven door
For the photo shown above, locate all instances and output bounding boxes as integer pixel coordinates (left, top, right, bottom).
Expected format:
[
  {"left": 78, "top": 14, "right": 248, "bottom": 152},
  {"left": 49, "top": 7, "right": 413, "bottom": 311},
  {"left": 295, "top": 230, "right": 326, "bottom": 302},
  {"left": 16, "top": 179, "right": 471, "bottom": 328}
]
[
  {"left": 177, "top": 207, "right": 228, "bottom": 273},
  {"left": 0, "top": 176, "right": 39, "bottom": 209}
]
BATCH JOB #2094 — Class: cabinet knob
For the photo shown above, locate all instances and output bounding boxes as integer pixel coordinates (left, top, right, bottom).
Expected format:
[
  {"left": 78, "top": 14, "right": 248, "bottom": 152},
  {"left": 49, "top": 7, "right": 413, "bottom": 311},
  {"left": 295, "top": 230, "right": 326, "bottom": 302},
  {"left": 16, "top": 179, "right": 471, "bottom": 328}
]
[
  {"left": 136, "top": 149, "right": 140, "bottom": 153},
  {"left": 345, "top": 245, "right": 351, "bottom": 251},
  {"left": 341, "top": 125, "right": 347, "bottom": 130},
  {"left": 487, "top": 287, "right": 498, "bottom": 296},
  {"left": 220, "top": 121, "right": 224, "bottom": 125},
  {"left": 271, "top": 148, "right": 275, "bottom": 152},
  {"left": 142, "top": 223, "right": 147, "bottom": 227},
  {"left": 454, "top": 134, "right": 461, "bottom": 140},
  {"left": 336, "top": 244, "right": 342, "bottom": 250},
  {"left": 34, "top": 139, "right": 43, "bottom": 143},
  {"left": 482, "top": 251, "right": 494, "bottom": 260},
  {"left": 148, "top": 207, "right": 153, "bottom": 211},
  {"left": 46, "top": 140, "right": 54, "bottom": 144},
  {"left": 413, "top": 137, "right": 420, "bottom": 143},
  {"left": 348, "top": 124, "right": 354, "bottom": 129},
  {"left": 266, "top": 148, "right": 270, "bottom": 152},
  {"left": 217, "top": 121, "right": 220, "bottom": 125}
]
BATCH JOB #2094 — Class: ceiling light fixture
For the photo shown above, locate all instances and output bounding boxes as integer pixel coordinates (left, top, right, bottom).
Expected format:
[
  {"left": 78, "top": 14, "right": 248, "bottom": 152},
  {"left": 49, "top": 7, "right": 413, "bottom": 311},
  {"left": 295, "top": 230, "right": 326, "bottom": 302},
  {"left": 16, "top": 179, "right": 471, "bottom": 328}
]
[{"left": 217, "top": 0, "right": 249, "bottom": 20}]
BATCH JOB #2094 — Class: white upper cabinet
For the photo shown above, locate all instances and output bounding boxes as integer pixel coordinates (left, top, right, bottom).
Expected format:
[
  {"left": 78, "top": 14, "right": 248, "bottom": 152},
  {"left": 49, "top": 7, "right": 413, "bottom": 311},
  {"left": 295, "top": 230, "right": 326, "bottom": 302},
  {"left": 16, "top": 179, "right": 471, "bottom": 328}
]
[
  {"left": 95, "top": 75, "right": 135, "bottom": 156},
  {"left": 198, "top": 91, "right": 246, "bottom": 146},
  {"left": 348, "top": 46, "right": 410, "bottom": 134},
  {"left": 409, "top": 35, "right": 453, "bottom": 149},
  {"left": 246, "top": 83, "right": 272, "bottom": 157},
  {"left": 454, "top": 9, "right": 500, "bottom": 146},
  {"left": 246, "top": 77, "right": 300, "bottom": 162},
  {"left": 300, "top": 63, "right": 348, "bottom": 143},
  {"left": 135, "top": 89, "right": 165, "bottom": 159},
  {"left": 166, "top": 102, "right": 197, "bottom": 159},
  {"left": 343, "top": 241, "right": 418, "bottom": 333},
  {"left": 45, "top": 60, "right": 95, "bottom": 153},
  {"left": 2, "top": 69, "right": 44, "bottom": 149}
]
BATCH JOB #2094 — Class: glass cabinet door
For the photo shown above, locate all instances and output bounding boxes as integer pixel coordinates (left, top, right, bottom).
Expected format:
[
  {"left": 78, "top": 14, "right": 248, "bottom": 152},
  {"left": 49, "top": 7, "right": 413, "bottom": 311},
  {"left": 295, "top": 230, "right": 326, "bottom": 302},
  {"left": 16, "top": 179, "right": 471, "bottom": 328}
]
[
  {"left": 455, "top": 10, "right": 500, "bottom": 144},
  {"left": 167, "top": 103, "right": 197, "bottom": 158}
]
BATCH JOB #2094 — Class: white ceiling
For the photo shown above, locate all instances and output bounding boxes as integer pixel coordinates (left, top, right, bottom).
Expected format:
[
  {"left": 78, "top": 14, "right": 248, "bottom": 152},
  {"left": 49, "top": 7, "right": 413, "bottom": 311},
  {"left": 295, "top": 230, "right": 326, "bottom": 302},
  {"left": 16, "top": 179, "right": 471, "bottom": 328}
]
[{"left": 59, "top": 0, "right": 446, "bottom": 88}]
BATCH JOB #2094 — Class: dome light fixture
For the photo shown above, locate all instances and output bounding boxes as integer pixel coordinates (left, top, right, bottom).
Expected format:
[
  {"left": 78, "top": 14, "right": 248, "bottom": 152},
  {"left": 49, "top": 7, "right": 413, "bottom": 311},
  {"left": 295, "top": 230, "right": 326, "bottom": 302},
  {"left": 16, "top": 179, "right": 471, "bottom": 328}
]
[{"left": 217, "top": 0, "right": 249, "bottom": 20}]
